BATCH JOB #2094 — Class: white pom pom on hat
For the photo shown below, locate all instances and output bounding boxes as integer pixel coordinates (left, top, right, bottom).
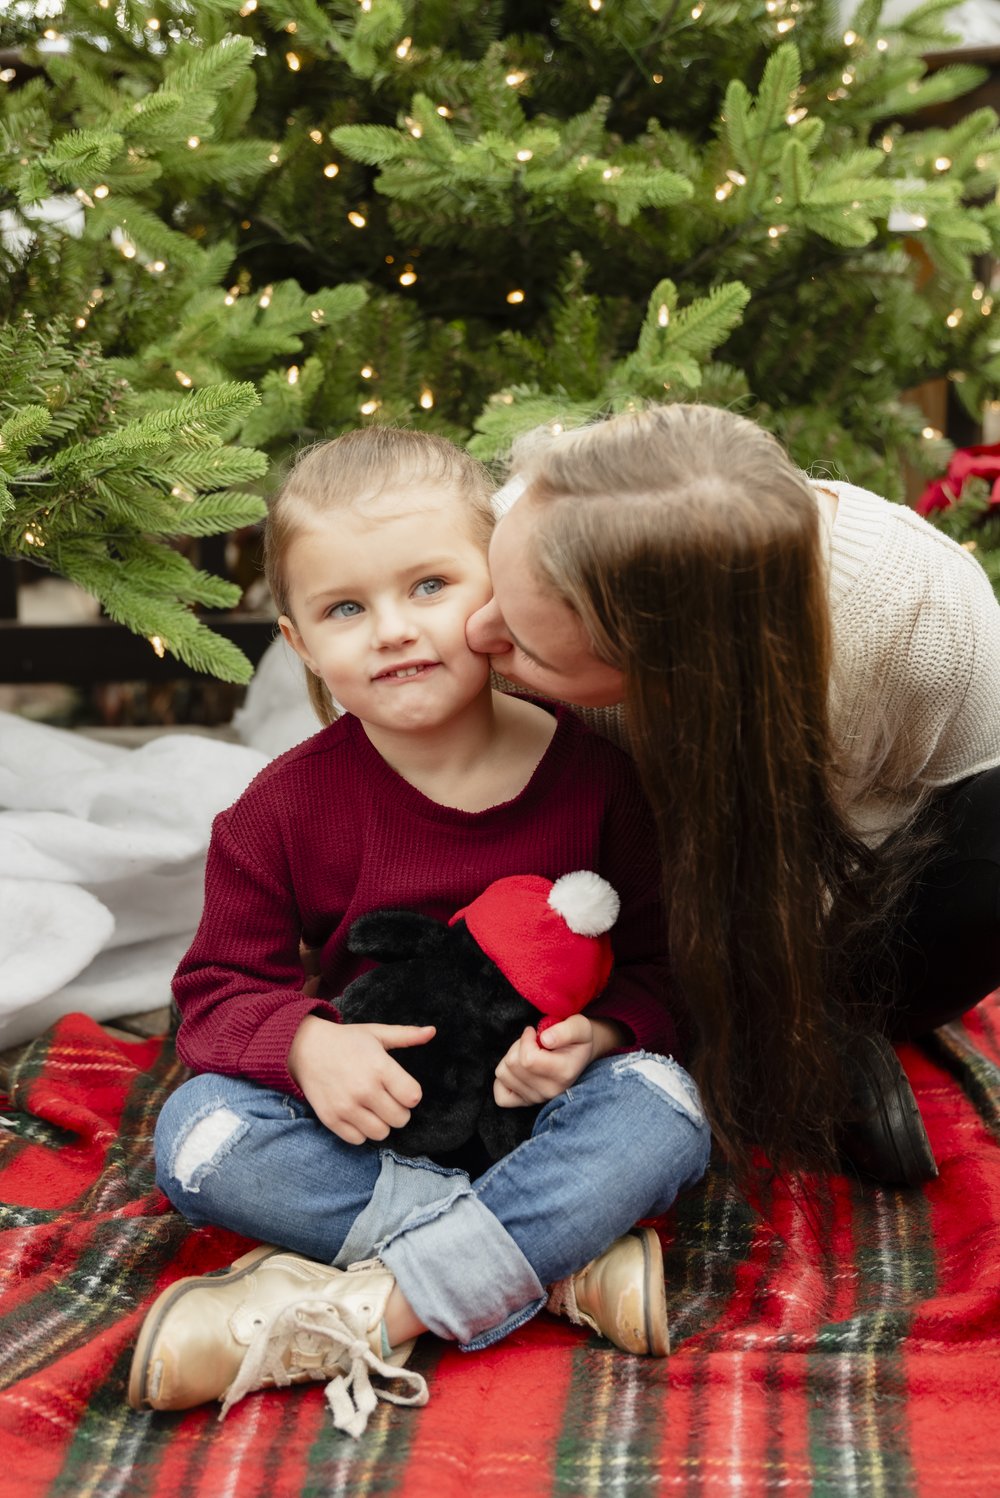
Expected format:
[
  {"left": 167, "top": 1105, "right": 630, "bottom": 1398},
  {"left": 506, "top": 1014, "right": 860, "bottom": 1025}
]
[
  {"left": 449, "top": 870, "right": 620, "bottom": 1020},
  {"left": 548, "top": 871, "right": 620, "bottom": 936}
]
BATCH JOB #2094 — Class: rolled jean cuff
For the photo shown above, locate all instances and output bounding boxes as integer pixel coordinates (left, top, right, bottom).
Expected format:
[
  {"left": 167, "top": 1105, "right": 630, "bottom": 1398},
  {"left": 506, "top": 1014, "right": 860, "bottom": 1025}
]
[
  {"left": 378, "top": 1183, "right": 546, "bottom": 1350},
  {"left": 334, "top": 1149, "right": 466, "bottom": 1269}
]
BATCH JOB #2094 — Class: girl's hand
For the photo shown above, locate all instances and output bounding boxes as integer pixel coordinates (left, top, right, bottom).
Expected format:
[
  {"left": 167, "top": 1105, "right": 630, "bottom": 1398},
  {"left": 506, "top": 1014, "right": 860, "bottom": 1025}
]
[
  {"left": 288, "top": 1013, "right": 435, "bottom": 1145},
  {"left": 493, "top": 1015, "right": 626, "bottom": 1107}
]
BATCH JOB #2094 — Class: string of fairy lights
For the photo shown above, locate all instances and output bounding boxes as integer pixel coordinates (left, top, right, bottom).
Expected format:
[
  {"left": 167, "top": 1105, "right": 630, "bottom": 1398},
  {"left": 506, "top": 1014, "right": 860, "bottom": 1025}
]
[
  {"left": 9, "top": 0, "right": 994, "bottom": 368},
  {"left": 7, "top": 0, "right": 1000, "bottom": 596}
]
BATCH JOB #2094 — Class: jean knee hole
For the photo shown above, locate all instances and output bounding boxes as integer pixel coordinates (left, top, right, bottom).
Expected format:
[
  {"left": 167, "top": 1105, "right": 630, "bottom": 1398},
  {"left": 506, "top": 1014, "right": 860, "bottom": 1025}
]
[
  {"left": 170, "top": 1106, "right": 248, "bottom": 1194},
  {"left": 613, "top": 1054, "right": 707, "bottom": 1127}
]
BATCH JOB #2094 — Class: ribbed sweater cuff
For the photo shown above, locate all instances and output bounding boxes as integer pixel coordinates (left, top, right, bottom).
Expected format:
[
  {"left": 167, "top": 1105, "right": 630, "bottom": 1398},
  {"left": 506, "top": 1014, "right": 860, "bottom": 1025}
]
[{"left": 234, "top": 996, "right": 342, "bottom": 1098}]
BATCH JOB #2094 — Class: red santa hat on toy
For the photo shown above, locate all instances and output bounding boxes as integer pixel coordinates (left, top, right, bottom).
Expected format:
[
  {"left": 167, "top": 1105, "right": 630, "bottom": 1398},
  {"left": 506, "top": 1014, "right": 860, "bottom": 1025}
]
[{"left": 449, "top": 871, "right": 620, "bottom": 1023}]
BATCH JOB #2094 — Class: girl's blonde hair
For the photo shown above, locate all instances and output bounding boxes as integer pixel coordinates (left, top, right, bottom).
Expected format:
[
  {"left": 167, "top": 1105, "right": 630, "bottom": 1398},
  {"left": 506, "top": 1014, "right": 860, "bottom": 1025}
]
[
  {"left": 265, "top": 427, "right": 495, "bottom": 724},
  {"left": 512, "top": 402, "right": 892, "bottom": 1176}
]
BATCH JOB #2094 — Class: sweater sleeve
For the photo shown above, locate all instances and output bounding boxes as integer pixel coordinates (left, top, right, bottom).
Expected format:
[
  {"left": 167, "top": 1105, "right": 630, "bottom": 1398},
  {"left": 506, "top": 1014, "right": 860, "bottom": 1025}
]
[
  {"left": 173, "top": 809, "right": 340, "bottom": 1094},
  {"left": 582, "top": 752, "right": 681, "bottom": 1060}
]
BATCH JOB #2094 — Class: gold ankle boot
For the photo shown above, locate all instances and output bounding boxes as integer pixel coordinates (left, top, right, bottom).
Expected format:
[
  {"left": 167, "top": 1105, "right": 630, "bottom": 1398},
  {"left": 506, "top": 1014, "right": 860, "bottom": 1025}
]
[
  {"left": 546, "top": 1227, "right": 669, "bottom": 1356},
  {"left": 128, "top": 1246, "right": 427, "bottom": 1438}
]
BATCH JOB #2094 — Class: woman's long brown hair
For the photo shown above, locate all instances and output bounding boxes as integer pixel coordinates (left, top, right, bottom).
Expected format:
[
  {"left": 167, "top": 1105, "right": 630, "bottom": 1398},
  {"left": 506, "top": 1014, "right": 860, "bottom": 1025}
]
[{"left": 517, "top": 403, "right": 888, "bottom": 1176}]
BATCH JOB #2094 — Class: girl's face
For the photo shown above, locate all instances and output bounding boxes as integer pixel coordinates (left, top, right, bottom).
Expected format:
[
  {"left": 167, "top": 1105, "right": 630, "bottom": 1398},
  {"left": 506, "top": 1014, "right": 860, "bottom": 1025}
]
[
  {"left": 279, "top": 483, "right": 493, "bottom": 737},
  {"left": 466, "top": 494, "right": 626, "bottom": 709}
]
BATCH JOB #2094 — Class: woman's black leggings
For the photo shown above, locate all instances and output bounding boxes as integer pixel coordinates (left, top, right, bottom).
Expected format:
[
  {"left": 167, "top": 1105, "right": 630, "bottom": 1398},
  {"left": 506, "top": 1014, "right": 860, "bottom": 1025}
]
[{"left": 881, "top": 765, "right": 1000, "bottom": 1039}]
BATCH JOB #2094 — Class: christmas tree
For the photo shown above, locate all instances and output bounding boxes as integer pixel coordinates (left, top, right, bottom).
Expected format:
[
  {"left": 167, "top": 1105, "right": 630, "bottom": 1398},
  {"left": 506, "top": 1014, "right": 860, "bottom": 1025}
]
[{"left": 2, "top": 0, "right": 999, "bottom": 680}]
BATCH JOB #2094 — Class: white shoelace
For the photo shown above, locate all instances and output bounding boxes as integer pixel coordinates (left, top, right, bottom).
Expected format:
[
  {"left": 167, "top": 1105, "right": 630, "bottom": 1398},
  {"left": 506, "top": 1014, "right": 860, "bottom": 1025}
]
[{"left": 218, "top": 1296, "right": 429, "bottom": 1439}]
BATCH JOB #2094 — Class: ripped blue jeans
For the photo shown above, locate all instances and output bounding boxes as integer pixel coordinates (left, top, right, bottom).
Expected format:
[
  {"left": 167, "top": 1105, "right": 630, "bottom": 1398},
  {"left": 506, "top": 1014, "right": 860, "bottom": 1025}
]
[{"left": 154, "top": 1050, "right": 711, "bottom": 1351}]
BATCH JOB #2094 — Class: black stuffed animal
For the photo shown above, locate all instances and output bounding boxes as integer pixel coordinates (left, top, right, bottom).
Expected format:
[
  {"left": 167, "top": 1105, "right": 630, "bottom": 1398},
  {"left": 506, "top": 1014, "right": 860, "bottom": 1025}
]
[{"left": 336, "top": 871, "right": 620, "bottom": 1161}]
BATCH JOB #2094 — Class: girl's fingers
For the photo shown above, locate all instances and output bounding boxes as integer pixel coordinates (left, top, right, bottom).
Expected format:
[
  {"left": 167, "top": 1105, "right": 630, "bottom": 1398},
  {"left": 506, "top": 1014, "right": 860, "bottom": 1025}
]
[
  {"left": 494, "top": 1078, "right": 534, "bottom": 1107},
  {"left": 353, "top": 1104, "right": 396, "bottom": 1141},
  {"left": 494, "top": 1064, "right": 543, "bottom": 1106},
  {"left": 376, "top": 1024, "right": 437, "bottom": 1049},
  {"left": 381, "top": 1061, "right": 422, "bottom": 1112},
  {"left": 537, "top": 1014, "right": 589, "bottom": 1050},
  {"left": 372, "top": 1088, "right": 414, "bottom": 1129},
  {"left": 336, "top": 1088, "right": 413, "bottom": 1141}
]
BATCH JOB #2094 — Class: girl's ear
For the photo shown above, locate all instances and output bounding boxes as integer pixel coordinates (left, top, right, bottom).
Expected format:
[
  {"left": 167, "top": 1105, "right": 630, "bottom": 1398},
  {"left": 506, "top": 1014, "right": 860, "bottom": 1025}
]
[{"left": 278, "top": 614, "right": 318, "bottom": 675}]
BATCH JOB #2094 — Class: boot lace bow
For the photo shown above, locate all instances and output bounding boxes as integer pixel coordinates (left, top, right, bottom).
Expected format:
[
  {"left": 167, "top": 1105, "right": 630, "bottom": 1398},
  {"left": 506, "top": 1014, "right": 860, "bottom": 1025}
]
[{"left": 219, "top": 1295, "right": 428, "bottom": 1438}]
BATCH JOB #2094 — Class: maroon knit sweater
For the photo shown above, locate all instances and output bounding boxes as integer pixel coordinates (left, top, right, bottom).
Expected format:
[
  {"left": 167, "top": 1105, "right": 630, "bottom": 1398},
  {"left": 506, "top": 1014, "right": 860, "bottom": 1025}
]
[{"left": 174, "top": 705, "right": 679, "bottom": 1095}]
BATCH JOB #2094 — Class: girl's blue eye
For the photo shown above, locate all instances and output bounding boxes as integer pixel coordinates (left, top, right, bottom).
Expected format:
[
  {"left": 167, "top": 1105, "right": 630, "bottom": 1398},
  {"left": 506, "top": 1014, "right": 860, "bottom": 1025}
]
[
  {"left": 414, "top": 577, "right": 445, "bottom": 597},
  {"left": 329, "top": 600, "right": 363, "bottom": 619}
]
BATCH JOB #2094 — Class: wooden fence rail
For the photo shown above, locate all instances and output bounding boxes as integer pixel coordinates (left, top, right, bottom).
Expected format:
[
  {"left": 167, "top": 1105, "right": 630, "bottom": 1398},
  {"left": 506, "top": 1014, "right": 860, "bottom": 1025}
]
[{"left": 0, "top": 542, "right": 274, "bottom": 686}]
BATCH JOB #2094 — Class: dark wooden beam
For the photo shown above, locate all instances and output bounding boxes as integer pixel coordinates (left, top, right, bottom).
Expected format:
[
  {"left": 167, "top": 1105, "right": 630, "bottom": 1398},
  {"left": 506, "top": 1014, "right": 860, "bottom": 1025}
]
[{"left": 0, "top": 616, "right": 276, "bottom": 684}]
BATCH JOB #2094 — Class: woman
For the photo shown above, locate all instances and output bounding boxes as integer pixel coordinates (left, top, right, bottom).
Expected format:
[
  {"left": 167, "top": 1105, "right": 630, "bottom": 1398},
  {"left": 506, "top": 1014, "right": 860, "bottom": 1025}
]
[{"left": 466, "top": 403, "right": 1000, "bottom": 1185}]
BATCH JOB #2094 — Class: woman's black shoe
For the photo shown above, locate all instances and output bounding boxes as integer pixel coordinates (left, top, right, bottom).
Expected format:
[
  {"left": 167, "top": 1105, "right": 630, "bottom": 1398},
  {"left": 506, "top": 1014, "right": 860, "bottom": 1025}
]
[{"left": 841, "top": 1032, "right": 939, "bottom": 1186}]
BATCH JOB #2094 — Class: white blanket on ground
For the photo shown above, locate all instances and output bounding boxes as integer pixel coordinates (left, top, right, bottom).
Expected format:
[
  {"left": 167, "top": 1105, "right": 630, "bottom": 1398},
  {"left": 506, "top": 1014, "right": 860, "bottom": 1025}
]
[
  {"left": 0, "top": 639, "right": 317, "bottom": 1049},
  {"left": 0, "top": 717, "right": 268, "bottom": 1047}
]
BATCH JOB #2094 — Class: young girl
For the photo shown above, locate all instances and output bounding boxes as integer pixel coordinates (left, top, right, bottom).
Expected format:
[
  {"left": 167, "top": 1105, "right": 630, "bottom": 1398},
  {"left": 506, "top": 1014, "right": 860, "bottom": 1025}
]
[
  {"left": 129, "top": 428, "right": 709, "bottom": 1437},
  {"left": 466, "top": 402, "right": 1000, "bottom": 1186}
]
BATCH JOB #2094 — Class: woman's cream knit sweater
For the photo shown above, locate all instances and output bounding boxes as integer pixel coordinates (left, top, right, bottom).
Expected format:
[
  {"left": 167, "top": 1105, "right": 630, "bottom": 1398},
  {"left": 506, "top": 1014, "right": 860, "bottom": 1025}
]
[{"left": 823, "top": 481, "right": 1000, "bottom": 840}]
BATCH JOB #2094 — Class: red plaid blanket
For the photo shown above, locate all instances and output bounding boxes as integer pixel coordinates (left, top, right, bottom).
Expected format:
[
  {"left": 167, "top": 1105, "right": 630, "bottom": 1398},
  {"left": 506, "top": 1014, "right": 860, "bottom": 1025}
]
[{"left": 1, "top": 1004, "right": 999, "bottom": 1498}]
